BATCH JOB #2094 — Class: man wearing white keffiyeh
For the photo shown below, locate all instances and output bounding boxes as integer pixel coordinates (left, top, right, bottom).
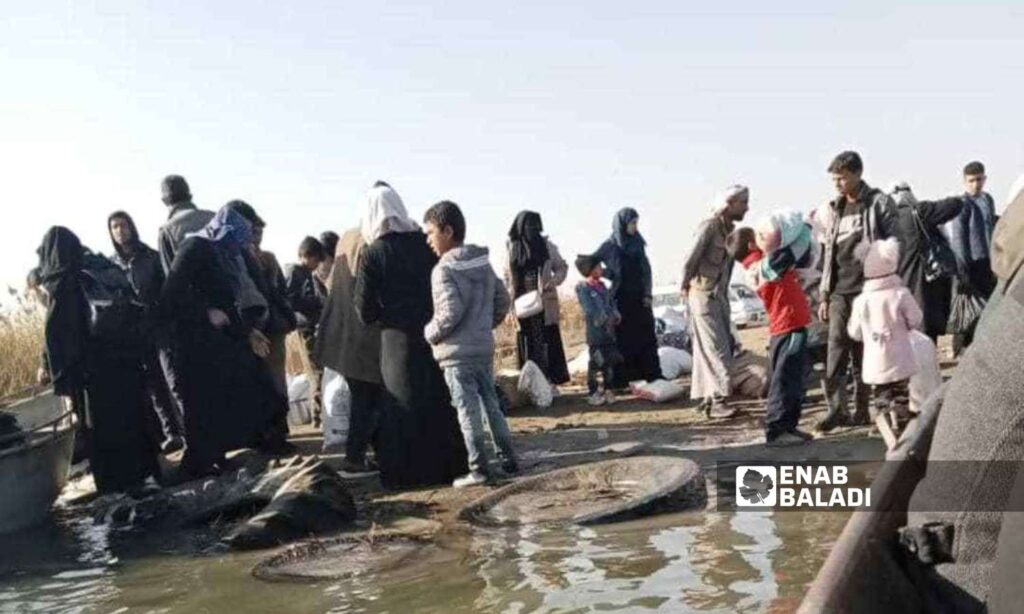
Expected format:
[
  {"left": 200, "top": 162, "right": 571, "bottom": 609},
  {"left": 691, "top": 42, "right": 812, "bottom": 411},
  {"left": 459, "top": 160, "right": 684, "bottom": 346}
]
[{"left": 681, "top": 185, "right": 750, "bottom": 419}]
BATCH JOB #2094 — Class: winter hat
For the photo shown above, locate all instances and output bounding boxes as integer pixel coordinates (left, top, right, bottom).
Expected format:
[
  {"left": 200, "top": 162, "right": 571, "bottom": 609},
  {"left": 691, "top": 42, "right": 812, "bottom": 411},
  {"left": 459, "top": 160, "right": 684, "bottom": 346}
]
[
  {"left": 858, "top": 237, "right": 900, "bottom": 279},
  {"left": 574, "top": 254, "right": 601, "bottom": 277},
  {"left": 161, "top": 175, "right": 192, "bottom": 205}
]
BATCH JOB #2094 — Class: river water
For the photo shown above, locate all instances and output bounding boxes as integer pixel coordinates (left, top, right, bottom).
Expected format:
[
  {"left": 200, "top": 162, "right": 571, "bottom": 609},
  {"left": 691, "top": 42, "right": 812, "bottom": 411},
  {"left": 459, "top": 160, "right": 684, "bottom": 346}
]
[{"left": 0, "top": 502, "right": 849, "bottom": 614}]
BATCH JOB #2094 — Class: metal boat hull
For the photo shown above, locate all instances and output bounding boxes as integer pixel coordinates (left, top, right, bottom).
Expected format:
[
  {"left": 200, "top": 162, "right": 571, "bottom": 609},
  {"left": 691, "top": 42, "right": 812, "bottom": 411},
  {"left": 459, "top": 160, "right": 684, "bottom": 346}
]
[{"left": 0, "top": 393, "right": 76, "bottom": 534}]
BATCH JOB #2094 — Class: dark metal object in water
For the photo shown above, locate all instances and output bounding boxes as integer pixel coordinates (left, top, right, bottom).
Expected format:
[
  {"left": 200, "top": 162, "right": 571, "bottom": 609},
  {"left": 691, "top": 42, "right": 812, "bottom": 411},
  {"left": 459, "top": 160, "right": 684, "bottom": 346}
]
[
  {"left": 459, "top": 456, "right": 707, "bottom": 527},
  {"left": 253, "top": 528, "right": 438, "bottom": 583}
]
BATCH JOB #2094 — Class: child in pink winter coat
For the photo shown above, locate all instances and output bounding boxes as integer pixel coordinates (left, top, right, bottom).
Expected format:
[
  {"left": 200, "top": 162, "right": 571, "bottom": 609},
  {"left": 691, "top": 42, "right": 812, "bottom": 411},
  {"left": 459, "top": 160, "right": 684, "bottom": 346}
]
[{"left": 847, "top": 238, "right": 923, "bottom": 448}]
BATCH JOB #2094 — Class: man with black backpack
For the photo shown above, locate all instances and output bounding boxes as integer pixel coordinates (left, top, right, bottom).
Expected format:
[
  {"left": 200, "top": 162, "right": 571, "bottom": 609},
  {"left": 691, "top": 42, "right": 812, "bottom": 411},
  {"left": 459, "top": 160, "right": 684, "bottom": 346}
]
[{"left": 817, "top": 151, "right": 899, "bottom": 432}]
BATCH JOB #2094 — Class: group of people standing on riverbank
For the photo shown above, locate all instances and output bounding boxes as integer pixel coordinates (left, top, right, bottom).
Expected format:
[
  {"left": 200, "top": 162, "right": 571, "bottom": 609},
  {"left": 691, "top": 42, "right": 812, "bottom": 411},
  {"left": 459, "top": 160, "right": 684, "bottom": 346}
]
[
  {"left": 678, "top": 151, "right": 1002, "bottom": 448},
  {"left": 28, "top": 150, "right": 1007, "bottom": 494}
]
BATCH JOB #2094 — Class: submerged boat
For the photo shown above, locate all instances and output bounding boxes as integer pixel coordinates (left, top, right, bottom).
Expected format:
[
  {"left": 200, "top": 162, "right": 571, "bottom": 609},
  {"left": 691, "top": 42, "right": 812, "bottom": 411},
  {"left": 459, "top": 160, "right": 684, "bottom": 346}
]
[{"left": 0, "top": 390, "right": 76, "bottom": 534}]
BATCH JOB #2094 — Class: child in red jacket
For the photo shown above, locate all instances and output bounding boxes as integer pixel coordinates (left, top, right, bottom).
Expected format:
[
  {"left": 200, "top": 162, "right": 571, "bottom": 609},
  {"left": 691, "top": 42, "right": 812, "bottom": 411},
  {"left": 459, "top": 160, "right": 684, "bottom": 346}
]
[{"left": 728, "top": 225, "right": 814, "bottom": 447}]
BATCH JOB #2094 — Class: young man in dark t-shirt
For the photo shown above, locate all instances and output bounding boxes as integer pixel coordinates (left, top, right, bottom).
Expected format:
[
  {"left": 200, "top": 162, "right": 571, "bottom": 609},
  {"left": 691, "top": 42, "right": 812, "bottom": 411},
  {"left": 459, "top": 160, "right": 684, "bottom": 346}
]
[{"left": 817, "top": 151, "right": 898, "bottom": 432}]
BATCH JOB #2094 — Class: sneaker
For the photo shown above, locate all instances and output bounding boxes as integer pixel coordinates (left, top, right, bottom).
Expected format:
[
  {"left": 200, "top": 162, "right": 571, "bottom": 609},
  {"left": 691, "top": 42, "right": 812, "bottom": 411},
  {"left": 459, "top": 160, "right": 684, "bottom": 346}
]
[
  {"left": 789, "top": 429, "right": 815, "bottom": 442},
  {"left": 705, "top": 399, "right": 739, "bottom": 420},
  {"left": 453, "top": 472, "right": 489, "bottom": 489},
  {"left": 604, "top": 390, "right": 616, "bottom": 405},
  {"left": 340, "top": 458, "right": 379, "bottom": 476},
  {"left": 815, "top": 411, "right": 850, "bottom": 433},
  {"left": 766, "top": 432, "right": 810, "bottom": 448},
  {"left": 160, "top": 436, "right": 184, "bottom": 455},
  {"left": 501, "top": 458, "right": 520, "bottom": 475},
  {"left": 487, "top": 468, "right": 511, "bottom": 483},
  {"left": 588, "top": 392, "right": 607, "bottom": 406}
]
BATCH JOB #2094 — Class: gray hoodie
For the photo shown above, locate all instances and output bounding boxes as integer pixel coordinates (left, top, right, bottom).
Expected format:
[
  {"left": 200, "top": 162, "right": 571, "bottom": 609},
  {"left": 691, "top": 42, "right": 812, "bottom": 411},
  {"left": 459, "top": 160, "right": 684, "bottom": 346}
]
[{"left": 424, "top": 245, "right": 511, "bottom": 369}]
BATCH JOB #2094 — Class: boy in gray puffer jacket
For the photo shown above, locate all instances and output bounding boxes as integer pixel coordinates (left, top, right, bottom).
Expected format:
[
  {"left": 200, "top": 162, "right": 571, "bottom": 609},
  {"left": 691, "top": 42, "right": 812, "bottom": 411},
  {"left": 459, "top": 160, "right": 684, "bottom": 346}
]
[{"left": 423, "top": 201, "right": 517, "bottom": 488}]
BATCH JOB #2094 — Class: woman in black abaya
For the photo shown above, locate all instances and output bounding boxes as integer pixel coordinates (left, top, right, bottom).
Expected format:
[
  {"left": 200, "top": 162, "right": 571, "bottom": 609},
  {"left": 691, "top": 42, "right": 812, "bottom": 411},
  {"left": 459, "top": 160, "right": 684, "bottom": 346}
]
[
  {"left": 505, "top": 211, "right": 570, "bottom": 387},
  {"left": 354, "top": 183, "right": 468, "bottom": 489},
  {"left": 594, "top": 208, "right": 663, "bottom": 387},
  {"left": 38, "top": 226, "right": 159, "bottom": 494},
  {"left": 159, "top": 206, "right": 283, "bottom": 478}
]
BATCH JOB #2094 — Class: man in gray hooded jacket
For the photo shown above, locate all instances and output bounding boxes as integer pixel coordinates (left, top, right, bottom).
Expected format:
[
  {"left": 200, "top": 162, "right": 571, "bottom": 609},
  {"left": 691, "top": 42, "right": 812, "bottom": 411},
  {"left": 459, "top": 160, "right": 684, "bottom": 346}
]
[{"left": 422, "top": 201, "right": 516, "bottom": 489}]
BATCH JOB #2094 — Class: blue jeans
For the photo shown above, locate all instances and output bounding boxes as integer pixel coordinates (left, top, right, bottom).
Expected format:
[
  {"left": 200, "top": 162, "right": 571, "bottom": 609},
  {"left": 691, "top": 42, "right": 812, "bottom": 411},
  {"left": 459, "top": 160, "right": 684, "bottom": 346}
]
[{"left": 443, "top": 362, "right": 517, "bottom": 474}]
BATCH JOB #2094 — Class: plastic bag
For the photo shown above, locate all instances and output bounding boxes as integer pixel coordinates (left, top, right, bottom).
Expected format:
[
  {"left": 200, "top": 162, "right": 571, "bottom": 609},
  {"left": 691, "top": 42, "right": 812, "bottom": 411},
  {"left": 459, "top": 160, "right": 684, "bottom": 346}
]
[
  {"left": 730, "top": 351, "right": 769, "bottom": 399},
  {"left": 908, "top": 331, "right": 942, "bottom": 414},
  {"left": 947, "top": 287, "right": 987, "bottom": 336},
  {"left": 568, "top": 348, "right": 591, "bottom": 375},
  {"left": 495, "top": 369, "right": 527, "bottom": 412},
  {"left": 631, "top": 379, "right": 687, "bottom": 403},
  {"left": 517, "top": 360, "right": 553, "bottom": 408},
  {"left": 286, "top": 374, "right": 314, "bottom": 427},
  {"left": 657, "top": 347, "right": 693, "bottom": 379},
  {"left": 320, "top": 368, "right": 351, "bottom": 452}
]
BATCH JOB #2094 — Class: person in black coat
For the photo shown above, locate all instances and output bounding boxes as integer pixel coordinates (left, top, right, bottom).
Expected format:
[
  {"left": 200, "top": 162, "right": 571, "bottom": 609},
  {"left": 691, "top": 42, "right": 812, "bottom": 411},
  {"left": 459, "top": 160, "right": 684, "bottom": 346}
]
[
  {"left": 38, "top": 226, "right": 160, "bottom": 495},
  {"left": 108, "top": 211, "right": 184, "bottom": 453},
  {"left": 158, "top": 205, "right": 287, "bottom": 478},
  {"left": 354, "top": 183, "right": 468, "bottom": 489},
  {"left": 889, "top": 185, "right": 965, "bottom": 342}
]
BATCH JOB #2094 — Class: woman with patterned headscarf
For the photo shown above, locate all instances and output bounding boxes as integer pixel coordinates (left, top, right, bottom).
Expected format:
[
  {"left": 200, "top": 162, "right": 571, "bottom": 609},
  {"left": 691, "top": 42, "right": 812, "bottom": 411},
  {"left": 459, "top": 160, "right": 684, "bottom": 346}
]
[
  {"left": 159, "top": 204, "right": 285, "bottom": 478},
  {"left": 505, "top": 211, "right": 570, "bottom": 389},
  {"left": 594, "top": 207, "right": 663, "bottom": 388}
]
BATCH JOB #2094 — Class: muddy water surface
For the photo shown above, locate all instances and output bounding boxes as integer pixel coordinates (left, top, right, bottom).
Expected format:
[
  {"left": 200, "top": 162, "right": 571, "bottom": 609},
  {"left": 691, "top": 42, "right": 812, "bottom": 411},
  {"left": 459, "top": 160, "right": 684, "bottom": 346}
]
[{"left": 0, "top": 503, "right": 850, "bottom": 614}]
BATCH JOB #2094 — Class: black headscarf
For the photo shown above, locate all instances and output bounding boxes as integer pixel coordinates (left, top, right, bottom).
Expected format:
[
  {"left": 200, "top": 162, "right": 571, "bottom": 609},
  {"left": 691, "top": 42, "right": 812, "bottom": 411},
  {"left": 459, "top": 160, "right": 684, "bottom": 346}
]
[
  {"left": 612, "top": 207, "right": 646, "bottom": 257},
  {"left": 508, "top": 211, "right": 550, "bottom": 273},
  {"left": 37, "top": 227, "right": 90, "bottom": 396}
]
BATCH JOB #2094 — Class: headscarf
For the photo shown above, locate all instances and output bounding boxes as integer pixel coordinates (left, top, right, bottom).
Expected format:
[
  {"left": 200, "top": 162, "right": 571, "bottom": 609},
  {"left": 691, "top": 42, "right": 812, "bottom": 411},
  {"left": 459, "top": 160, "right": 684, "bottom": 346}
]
[
  {"left": 612, "top": 207, "right": 646, "bottom": 256},
  {"left": 188, "top": 205, "right": 254, "bottom": 253},
  {"left": 508, "top": 211, "right": 550, "bottom": 272},
  {"left": 889, "top": 182, "right": 917, "bottom": 208},
  {"left": 38, "top": 227, "right": 84, "bottom": 296},
  {"left": 992, "top": 173, "right": 1024, "bottom": 282},
  {"left": 360, "top": 185, "right": 420, "bottom": 244},
  {"left": 189, "top": 204, "right": 267, "bottom": 314},
  {"left": 107, "top": 210, "right": 142, "bottom": 261},
  {"left": 36, "top": 227, "right": 89, "bottom": 396}
]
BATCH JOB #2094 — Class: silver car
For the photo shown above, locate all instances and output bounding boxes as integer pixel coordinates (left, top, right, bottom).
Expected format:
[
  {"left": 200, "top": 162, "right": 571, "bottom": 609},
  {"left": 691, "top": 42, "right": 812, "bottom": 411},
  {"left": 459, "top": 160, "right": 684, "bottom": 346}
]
[{"left": 728, "top": 284, "right": 767, "bottom": 329}]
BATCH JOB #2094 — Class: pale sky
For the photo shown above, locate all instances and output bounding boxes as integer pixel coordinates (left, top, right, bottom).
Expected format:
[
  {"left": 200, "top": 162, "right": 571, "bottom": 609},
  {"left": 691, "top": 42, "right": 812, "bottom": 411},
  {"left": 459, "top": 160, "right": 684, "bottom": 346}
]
[{"left": 2, "top": 1, "right": 1022, "bottom": 297}]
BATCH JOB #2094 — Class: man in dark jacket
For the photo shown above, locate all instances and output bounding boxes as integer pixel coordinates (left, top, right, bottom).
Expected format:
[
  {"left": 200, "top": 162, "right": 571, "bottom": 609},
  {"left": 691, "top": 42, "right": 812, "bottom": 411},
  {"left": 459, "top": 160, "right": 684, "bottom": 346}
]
[
  {"left": 155, "top": 175, "right": 214, "bottom": 434},
  {"left": 817, "top": 151, "right": 898, "bottom": 432},
  {"left": 286, "top": 237, "right": 328, "bottom": 344},
  {"left": 109, "top": 210, "right": 183, "bottom": 454},
  {"left": 157, "top": 175, "right": 215, "bottom": 274},
  {"left": 947, "top": 161, "right": 998, "bottom": 298}
]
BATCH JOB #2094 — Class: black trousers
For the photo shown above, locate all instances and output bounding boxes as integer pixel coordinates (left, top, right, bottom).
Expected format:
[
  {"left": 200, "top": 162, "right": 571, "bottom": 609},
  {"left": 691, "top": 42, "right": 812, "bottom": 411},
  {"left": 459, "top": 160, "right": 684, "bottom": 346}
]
[
  {"left": 824, "top": 295, "right": 870, "bottom": 419},
  {"left": 143, "top": 348, "right": 182, "bottom": 442},
  {"left": 766, "top": 328, "right": 808, "bottom": 439},
  {"left": 345, "top": 377, "right": 383, "bottom": 464}
]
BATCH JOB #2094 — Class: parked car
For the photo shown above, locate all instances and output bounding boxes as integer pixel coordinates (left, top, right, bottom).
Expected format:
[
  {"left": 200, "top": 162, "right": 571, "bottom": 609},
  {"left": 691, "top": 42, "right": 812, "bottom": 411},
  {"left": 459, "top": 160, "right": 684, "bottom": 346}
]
[{"left": 728, "top": 284, "right": 767, "bottom": 329}]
